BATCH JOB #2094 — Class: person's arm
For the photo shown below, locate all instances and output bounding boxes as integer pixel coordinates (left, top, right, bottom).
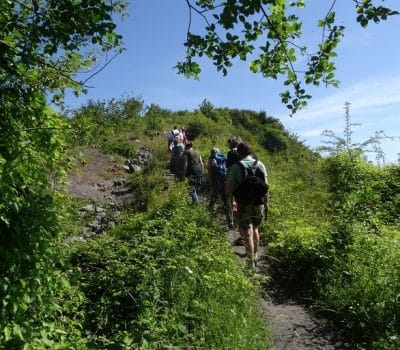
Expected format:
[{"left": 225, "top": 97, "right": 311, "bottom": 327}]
[
  {"left": 256, "top": 161, "right": 269, "bottom": 214},
  {"left": 225, "top": 164, "right": 238, "bottom": 207},
  {"left": 263, "top": 172, "right": 269, "bottom": 216},
  {"left": 200, "top": 155, "right": 204, "bottom": 173}
]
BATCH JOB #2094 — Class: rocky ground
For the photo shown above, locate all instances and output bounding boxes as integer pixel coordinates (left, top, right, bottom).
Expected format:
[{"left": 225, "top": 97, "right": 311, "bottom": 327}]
[
  {"left": 68, "top": 147, "right": 348, "bottom": 349},
  {"left": 67, "top": 147, "right": 150, "bottom": 239}
]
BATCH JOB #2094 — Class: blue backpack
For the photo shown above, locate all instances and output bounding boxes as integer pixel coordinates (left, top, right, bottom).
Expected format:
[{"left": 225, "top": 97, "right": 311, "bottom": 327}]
[{"left": 212, "top": 153, "right": 227, "bottom": 177}]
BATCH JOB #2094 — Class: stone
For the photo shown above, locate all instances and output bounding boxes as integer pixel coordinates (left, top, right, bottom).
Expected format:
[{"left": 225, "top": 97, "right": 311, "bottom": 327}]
[{"left": 80, "top": 204, "right": 94, "bottom": 212}]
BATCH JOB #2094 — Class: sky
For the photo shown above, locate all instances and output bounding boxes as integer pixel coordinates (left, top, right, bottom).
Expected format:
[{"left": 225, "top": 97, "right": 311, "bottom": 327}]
[{"left": 65, "top": 0, "right": 400, "bottom": 163}]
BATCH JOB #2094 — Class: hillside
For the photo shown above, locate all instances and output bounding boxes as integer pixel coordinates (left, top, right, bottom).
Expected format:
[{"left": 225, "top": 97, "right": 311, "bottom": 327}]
[
  {"left": 1, "top": 96, "right": 399, "bottom": 349},
  {"left": 62, "top": 98, "right": 400, "bottom": 349}
]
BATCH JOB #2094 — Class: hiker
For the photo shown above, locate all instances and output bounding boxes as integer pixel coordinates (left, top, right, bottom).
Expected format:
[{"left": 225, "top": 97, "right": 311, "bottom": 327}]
[
  {"left": 207, "top": 147, "right": 232, "bottom": 228},
  {"left": 182, "top": 141, "right": 204, "bottom": 204},
  {"left": 226, "top": 136, "right": 242, "bottom": 171},
  {"left": 167, "top": 126, "right": 180, "bottom": 151},
  {"left": 226, "top": 142, "right": 269, "bottom": 268},
  {"left": 169, "top": 137, "right": 185, "bottom": 179},
  {"left": 226, "top": 136, "right": 243, "bottom": 237}
]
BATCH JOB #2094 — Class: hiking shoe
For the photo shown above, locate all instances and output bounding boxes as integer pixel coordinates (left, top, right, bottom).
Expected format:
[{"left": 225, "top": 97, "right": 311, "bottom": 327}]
[{"left": 246, "top": 258, "right": 256, "bottom": 269}]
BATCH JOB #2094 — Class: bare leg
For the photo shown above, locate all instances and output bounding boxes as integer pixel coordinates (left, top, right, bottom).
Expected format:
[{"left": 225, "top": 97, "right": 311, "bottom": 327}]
[
  {"left": 244, "top": 225, "right": 255, "bottom": 262},
  {"left": 253, "top": 225, "right": 260, "bottom": 256}
]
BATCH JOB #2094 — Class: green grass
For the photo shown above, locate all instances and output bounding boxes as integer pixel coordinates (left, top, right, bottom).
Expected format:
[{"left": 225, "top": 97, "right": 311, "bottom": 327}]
[
  {"left": 66, "top": 182, "right": 272, "bottom": 349},
  {"left": 61, "top": 101, "right": 400, "bottom": 348}
]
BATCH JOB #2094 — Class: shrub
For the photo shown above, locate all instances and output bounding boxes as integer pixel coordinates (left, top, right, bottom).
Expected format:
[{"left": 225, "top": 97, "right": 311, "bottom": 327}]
[
  {"left": 67, "top": 182, "right": 271, "bottom": 349},
  {"left": 262, "top": 130, "right": 288, "bottom": 153},
  {"left": 319, "top": 229, "right": 400, "bottom": 345},
  {"left": 100, "top": 134, "right": 137, "bottom": 159},
  {"left": 186, "top": 113, "right": 228, "bottom": 141}
]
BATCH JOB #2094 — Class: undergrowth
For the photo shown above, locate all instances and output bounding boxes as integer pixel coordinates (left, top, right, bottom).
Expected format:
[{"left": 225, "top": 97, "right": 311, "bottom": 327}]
[
  {"left": 264, "top": 149, "right": 400, "bottom": 348},
  {"left": 66, "top": 182, "right": 272, "bottom": 349},
  {"left": 5, "top": 95, "right": 399, "bottom": 349}
]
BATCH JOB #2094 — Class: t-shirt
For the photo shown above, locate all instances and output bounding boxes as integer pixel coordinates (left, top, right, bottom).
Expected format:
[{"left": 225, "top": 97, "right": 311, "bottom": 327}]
[{"left": 183, "top": 149, "right": 203, "bottom": 177}]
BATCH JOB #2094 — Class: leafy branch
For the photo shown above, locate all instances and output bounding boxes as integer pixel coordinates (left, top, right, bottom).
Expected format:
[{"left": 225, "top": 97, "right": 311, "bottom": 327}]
[{"left": 178, "top": 0, "right": 398, "bottom": 115}]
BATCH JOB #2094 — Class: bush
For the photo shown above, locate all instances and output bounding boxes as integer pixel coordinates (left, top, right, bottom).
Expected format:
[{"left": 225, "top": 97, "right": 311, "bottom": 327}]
[
  {"left": 262, "top": 130, "right": 288, "bottom": 153},
  {"left": 67, "top": 183, "right": 271, "bottom": 349},
  {"left": 100, "top": 134, "right": 137, "bottom": 159},
  {"left": 185, "top": 112, "right": 233, "bottom": 141},
  {"left": 319, "top": 229, "right": 400, "bottom": 345},
  {"left": 376, "top": 165, "right": 400, "bottom": 224}
]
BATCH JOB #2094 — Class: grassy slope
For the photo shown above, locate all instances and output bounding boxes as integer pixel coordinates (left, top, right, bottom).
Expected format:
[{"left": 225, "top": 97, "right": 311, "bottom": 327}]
[
  {"left": 62, "top": 113, "right": 273, "bottom": 348},
  {"left": 61, "top": 101, "right": 400, "bottom": 349}
]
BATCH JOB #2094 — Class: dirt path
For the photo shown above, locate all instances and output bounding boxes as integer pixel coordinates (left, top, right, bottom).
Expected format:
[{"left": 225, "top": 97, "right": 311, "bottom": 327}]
[{"left": 227, "top": 228, "right": 347, "bottom": 350}]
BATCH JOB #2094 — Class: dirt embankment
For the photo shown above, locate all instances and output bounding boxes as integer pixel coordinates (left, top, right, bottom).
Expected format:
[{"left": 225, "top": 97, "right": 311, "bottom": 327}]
[{"left": 68, "top": 148, "right": 131, "bottom": 204}]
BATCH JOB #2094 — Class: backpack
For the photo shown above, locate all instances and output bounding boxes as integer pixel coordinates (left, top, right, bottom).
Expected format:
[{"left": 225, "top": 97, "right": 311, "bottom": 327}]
[
  {"left": 185, "top": 150, "right": 203, "bottom": 177},
  {"left": 168, "top": 129, "right": 180, "bottom": 142},
  {"left": 169, "top": 144, "right": 184, "bottom": 175},
  {"left": 232, "top": 161, "right": 268, "bottom": 205},
  {"left": 211, "top": 153, "right": 227, "bottom": 177}
]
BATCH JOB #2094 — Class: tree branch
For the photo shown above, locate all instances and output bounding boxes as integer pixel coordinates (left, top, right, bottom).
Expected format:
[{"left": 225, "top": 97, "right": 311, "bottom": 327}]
[
  {"left": 81, "top": 51, "right": 121, "bottom": 85},
  {"left": 321, "top": 0, "right": 337, "bottom": 42},
  {"left": 15, "top": 127, "right": 64, "bottom": 132},
  {"left": 259, "top": 5, "right": 300, "bottom": 85}
]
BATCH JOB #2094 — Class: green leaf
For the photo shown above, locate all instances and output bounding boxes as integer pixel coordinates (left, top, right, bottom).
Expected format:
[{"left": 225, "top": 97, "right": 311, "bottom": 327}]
[
  {"left": 3, "top": 327, "right": 12, "bottom": 341},
  {"left": 360, "top": 18, "right": 368, "bottom": 27},
  {"left": 249, "top": 61, "right": 259, "bottom": 73},
  {"left": 13, "top": 324, "right": 24, "bottom": 341}
]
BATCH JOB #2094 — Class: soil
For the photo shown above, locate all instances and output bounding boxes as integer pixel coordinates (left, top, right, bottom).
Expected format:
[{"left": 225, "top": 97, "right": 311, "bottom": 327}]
[
  {"left": 68, "top": 147, "right": 348, "bottom": 350},
  {"left": 68, "top": 148, "right": 134, "bottom": 206}
]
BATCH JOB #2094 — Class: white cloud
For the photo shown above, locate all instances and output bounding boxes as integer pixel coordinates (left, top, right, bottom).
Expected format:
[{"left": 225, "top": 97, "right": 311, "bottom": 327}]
[
  {"left": 300, "top": 127, "right": 325, "bottom": 138},
  {"left": 275, "top": 72, "right": 400, "bottom": 162}
]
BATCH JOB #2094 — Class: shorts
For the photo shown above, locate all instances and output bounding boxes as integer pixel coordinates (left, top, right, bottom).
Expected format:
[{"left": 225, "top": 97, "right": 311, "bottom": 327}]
[{"left": 236, "top": 204, "right": 264, "bottom": 230}]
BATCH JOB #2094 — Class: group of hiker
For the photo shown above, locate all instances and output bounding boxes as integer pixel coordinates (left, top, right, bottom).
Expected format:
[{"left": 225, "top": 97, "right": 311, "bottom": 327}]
[
  {"left": 168, "top": 127, "right": 204, "bottom": 203},
  {"left": 167, "top": 130, "right": 269, "bottom": 269}
]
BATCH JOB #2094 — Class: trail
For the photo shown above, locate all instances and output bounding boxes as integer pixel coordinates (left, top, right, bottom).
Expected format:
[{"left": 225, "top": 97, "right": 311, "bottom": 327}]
[
  {"left": 168, "top": 163, "right": 347, "bottom": 349},
  {"left": 226, "top": 227, "right": 348, "bottom": 350}
]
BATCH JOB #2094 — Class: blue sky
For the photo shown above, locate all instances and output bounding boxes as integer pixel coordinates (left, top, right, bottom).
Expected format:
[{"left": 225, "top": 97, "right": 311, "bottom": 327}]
[{"left": 65, "top": 0, "right": 400, "bottom": 163}]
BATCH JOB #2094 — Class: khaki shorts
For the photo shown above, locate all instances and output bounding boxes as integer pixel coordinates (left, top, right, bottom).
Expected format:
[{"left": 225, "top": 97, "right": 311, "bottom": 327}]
[{"left": 236, "top": 204, "right": 264, "bottom": 230}]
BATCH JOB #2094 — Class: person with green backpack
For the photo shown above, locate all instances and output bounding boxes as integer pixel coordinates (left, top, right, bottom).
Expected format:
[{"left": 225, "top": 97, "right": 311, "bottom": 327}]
[{"left": 226, "top": 142, "right": 269, "bottom": 268}]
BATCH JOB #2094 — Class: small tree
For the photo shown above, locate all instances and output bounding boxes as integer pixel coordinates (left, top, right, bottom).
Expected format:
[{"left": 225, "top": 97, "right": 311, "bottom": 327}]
[
  {"left": 318, "top": 102, "right": 397, "bottom": 166},
  {"left": 0, "top": 1, "right": 127, "bottom": 346},
  {"left": 199, "top": 98, "right": 217, "bottom": 120}
]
